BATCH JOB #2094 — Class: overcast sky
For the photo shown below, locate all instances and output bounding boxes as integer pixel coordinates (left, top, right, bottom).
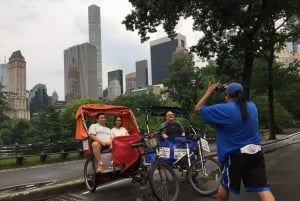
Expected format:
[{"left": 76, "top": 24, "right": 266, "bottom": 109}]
[{"left": 0, "top": 0, "right": 201, "bottom": 100}]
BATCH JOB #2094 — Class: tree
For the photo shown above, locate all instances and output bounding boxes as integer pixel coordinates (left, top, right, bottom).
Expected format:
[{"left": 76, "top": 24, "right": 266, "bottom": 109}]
[
  {"left": 123, "top": 0, "right": 300, "bottom": 99},
  {"left": 162, "top": 54, "right": 202, "bottom": 111},
  {"left": 0, "top": 88, "right": 11, "bottom": 122},
  {"left": 61, "top": 98, "right": 107, "bottom": 138}
]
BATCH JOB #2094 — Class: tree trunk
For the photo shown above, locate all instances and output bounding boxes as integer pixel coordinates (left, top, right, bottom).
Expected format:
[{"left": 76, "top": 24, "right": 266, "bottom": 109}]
[
  {"left": 267, "top": 48, "right": 277, "bottom": 140},
  {"left": 242, "top": 48, "right": 255, "bottom": 100}
]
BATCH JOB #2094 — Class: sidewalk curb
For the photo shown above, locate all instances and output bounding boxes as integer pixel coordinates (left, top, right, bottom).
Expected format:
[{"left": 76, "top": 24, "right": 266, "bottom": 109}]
[
  {"left": 0, "top": 179, "right": 85, "bottom": 201},
  {"left": 262, "top": 132, "right": 299, "bottom": 145}
]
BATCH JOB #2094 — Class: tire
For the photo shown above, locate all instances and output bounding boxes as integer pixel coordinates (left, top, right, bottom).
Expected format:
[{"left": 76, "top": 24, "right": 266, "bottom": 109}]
[
  {"left": 148, "top": 161, "right": 179, "bottom": 201},
  {"left": 83, "top": 157, "right": 98, "bottom": 192},
  {"left": 187, "top": 157, "right": 221, "bottom": 196}
]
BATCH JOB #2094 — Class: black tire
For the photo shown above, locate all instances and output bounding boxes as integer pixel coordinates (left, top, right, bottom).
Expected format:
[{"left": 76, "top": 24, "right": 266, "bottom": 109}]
[
  {"left": 187, "top": 157, "right": 221, "bottom": 196},
  {"left": 83, "top": 157, "right": 98, "bottom": 192},
  {"left": 148, "top": 161, "right": 179, "bottom": 201}
]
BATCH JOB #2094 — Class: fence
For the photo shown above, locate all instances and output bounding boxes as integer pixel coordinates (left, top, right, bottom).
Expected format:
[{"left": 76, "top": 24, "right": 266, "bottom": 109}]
[{"left": 0, "top": 140, "right": 83, "bottom": 165}]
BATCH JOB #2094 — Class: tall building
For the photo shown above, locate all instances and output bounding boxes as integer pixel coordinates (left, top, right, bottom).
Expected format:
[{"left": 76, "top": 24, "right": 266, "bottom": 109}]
[
  {"left": 136, "top": 60, "right": 148, "bottom": 88},
  {"left": 28, "top": 84, "right": 50, "bottom": 117},
  {"left": 64, "top": 42, "right": 97, "bottom": 102},
  {"left": 0, "top": 63, "right": 7, "bottom": 92},
  {"left": 6, "top": 50, "right": 30, "bottom": 119},
  {"left": 51, "top": 90, "right": 58, "bottom": 104},
  {"left": 276, "top": 42, "right": 300, "bottom": 66},
  {"left": 172, "top": 46, "right": 189, "bottom": 62},
  {"left": 125, "top": 72, "right": 136, "bottom": 93},
  {"left": 89, "top": 4, "right": 103, "bottom": 98},
  {"left": 150, "top": 33, "right": 186, "bottom": 85},
  {"left": 107, "top": 69, "right": 123, "bottom": 100}
]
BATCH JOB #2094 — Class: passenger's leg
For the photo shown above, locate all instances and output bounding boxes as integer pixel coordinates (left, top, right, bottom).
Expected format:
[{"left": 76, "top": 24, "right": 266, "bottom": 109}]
[
  {"left": 217, "top": 185, "right": 230, "bottom": 201},
  {"left": 257, "top": 191, "right": 275, "bottom": 201},
  {"left": 92, "top": 141, "right": 103, "bottom": 172}
]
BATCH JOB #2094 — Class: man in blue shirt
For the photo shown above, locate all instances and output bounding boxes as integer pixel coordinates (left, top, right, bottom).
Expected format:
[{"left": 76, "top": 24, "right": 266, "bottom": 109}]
[{"left": 194, "top": 82, "right": 275, "bottom": 201}]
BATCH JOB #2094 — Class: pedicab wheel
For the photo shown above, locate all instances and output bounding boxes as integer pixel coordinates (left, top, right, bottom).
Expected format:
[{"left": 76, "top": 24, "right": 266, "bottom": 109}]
[
  {"left": 187, "top": 157, "right": 221, "bottom": 196},
  {"left": 148, "top": 161, "right": 179, "bottom": 201},
  {"left": 84, "top": 157, "right": 98, "bottom": 192}
]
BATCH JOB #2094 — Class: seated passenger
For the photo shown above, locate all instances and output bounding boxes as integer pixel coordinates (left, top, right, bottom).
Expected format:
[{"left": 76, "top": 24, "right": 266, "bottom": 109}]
[
  {"left": 111, "top": 116, "right": 129, "bottom": 138},
  {"left": 88, "top": 113, "right": 112, "bottom": 173},
  {"left": 161, "top": 110, "right": 186, "bottom": 139},
  {"left": 110, "top": 116, "right": 130, "bottom": 168}
]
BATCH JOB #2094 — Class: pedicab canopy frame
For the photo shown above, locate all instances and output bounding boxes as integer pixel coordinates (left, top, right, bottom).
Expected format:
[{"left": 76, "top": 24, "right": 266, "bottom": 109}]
[{"left": 75, "top": 104, "right": 141, "bottom": 173}]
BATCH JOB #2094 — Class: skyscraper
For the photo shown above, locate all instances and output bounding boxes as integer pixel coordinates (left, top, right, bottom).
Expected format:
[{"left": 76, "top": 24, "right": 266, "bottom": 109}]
[
  {"left": 6, "top": 50, "right": 30, "bottom": 119},
  {"left": 108, "top": 69, "right": 123, "bottom": 100},
  {"left": 64, "top": 43, "right": 97, "bottom": 102},
  {"left": 150, "top": 33, "right": 186, "bottom": 85},
  {"left": 125, "top": 72, "right": 136, "bottom": 93},
  {"left": 136, "top": 60, "right": 148, "bottom": 88},
  {"left": 28, "top": 84, "right": 50, "bottom": 117},
  {"left": 88, "top": 4, "right": 103, "bottom": 98}
]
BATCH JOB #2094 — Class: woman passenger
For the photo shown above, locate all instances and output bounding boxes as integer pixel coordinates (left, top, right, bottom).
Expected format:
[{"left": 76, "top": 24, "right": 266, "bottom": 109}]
[{"left": 111, "top": 116, "right": 129, "bottom": 137}]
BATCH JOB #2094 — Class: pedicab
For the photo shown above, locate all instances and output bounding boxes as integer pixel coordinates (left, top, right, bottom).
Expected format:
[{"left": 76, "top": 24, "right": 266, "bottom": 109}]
[
  {"left": 144, "top": 106, "right": 221, "bottom": 196},
  {"left": 75, "top": 104, "right": 179, "bottom": 201}
]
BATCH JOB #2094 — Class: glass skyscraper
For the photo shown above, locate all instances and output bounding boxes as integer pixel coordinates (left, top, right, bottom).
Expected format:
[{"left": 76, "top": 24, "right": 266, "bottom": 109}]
[{"left": 150, "top": 33, "right": 186, "bottom": 85}]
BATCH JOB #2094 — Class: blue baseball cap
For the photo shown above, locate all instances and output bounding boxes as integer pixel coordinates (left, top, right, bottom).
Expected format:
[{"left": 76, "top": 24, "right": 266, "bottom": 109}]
[{"left": 225, "top": 82, "right": 244, "bottom": 95}]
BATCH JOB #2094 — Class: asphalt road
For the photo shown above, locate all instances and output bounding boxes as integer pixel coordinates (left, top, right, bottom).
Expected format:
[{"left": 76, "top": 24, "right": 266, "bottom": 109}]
[
  {"left": 0, "top": 160, "right": 85, "bottom": 190},
  {"left": 74, "top": 133, "right": 300, "bottom": 201},
  {"left": 0, "top": 133, "right": 299, "bottom": 201}
]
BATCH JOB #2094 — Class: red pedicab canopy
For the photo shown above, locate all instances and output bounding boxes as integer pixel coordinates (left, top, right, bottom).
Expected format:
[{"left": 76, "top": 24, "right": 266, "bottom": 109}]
[{"left": 75, "top": 104, "right": 141, "bottom": 173}]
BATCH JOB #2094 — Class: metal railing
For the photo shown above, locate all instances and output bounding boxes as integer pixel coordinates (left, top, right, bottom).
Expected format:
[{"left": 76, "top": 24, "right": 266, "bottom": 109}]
[{"left": 0, "top": 140, "right": 83, "bottom": 165}]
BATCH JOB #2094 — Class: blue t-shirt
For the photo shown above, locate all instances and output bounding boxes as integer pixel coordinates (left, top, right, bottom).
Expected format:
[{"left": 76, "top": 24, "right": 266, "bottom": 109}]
[{"left": 199, "top": 101, "right": 261, "bottom": 163}]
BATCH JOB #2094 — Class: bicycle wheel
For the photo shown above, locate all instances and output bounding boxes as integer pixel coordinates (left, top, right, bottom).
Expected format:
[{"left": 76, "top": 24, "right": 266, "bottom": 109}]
[
  {"left": 187, "top": 157, "right": 221, "bottom": 196},
  {"left": 83, "top": 157, "right": 98, "bottom": 192},
  {"left": 148, "top": 161, "right": 179, "bottom": 201}
]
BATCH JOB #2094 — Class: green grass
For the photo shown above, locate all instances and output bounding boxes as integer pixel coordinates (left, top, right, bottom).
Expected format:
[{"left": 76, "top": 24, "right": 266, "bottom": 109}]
[{"left": 0, "top": 152, "right": 83, "bottom": 170}]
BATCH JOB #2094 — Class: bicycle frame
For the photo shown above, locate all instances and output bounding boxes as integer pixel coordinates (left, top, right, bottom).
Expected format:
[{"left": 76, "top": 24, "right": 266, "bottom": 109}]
[
  {"left": 145, "top": 106, "right": 221, "bottom": 196},
  {"left": 168, "top": 126, "right": 209, "bottom": 177}
]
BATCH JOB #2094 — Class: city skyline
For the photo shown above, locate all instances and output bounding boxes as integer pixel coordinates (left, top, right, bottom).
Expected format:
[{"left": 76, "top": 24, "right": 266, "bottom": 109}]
[{"left": 0, "top": 0, "right": 201, "bottom": 100}]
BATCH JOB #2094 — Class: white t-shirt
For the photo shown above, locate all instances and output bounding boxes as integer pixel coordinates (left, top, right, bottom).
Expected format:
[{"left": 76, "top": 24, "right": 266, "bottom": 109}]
[
  {"left": 88, "top": 123, "right": 111, "bottom": 141},
  {"left": 111, "top": 127, "right": 129, "bottom": 137}
]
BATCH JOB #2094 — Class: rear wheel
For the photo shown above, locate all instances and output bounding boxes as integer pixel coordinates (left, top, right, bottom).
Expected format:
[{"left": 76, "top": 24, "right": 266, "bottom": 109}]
[
  {"left": 148, "top": 161, "right": 179, "bottom": 201},
  {"left": 187, "top": 157, "right": 221, "bottom": 196},
  {"left": 83, "top": 157, "right": 98, "bottom": 192}
]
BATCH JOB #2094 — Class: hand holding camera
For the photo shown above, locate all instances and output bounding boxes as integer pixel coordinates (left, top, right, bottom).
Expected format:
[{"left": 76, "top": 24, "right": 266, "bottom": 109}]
[{"left": 215, "top": 84, "right": 226, "bottom": 92}]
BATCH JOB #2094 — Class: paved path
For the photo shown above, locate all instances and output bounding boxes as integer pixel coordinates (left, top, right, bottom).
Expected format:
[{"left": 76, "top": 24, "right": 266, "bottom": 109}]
[
  {"left": 0, "top": 160, "right": 85, "bottom": 190},
  {"left": 0, "top": 133, "right": 298, "bottom": 195}
]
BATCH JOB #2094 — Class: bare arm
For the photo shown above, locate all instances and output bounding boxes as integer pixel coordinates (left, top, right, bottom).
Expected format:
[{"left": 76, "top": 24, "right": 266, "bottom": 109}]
[{"left": 194, "top": 83, "right": 218, "bottom": 114}]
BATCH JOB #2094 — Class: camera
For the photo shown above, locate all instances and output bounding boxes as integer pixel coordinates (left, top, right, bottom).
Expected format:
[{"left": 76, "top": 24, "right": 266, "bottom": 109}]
[{"left": 215, "top": 85, "right": 226, "bottom": 92}]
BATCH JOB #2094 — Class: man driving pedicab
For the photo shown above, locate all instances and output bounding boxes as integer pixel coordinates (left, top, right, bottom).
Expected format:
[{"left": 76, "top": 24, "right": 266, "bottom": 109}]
[{"left": 161, "top": 110, "right": 186, "bottom": 139}]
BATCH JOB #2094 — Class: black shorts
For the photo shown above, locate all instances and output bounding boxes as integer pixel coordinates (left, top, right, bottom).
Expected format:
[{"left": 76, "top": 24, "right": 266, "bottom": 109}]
[{"left": 220, "top": 151, "right": 271, "bottom": 194}]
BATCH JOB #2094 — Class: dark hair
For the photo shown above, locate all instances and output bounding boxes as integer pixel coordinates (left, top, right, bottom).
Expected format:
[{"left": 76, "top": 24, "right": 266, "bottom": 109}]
[
  {"left": 230, "top": 90, "right": 248, "bottom": 121},
  {"left": 113, "top": 116, "right": 122, "bottom": 127},
  {"left": 95, "top": 113, "right": 105, "bottom": 119}
]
